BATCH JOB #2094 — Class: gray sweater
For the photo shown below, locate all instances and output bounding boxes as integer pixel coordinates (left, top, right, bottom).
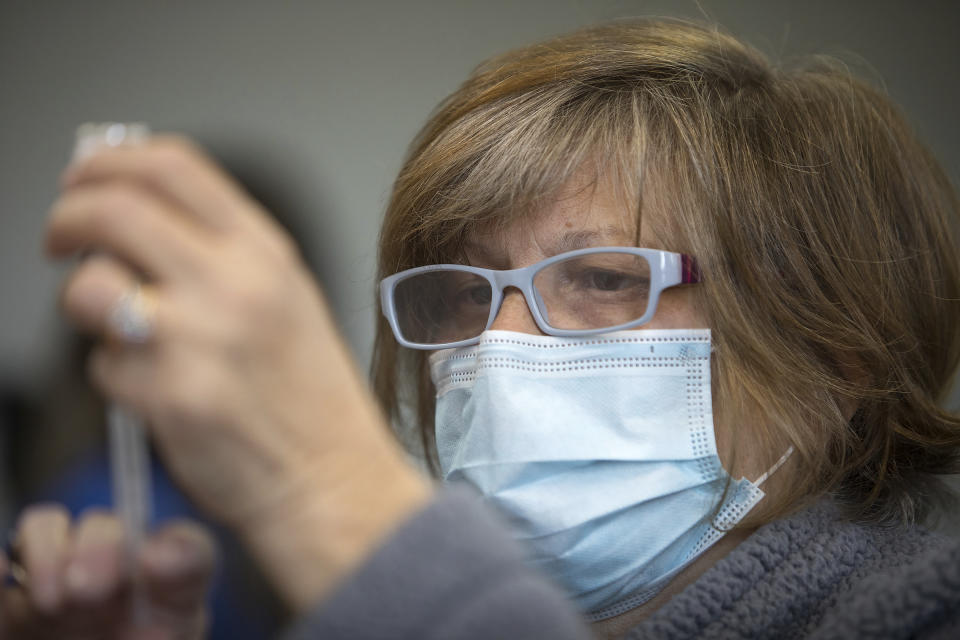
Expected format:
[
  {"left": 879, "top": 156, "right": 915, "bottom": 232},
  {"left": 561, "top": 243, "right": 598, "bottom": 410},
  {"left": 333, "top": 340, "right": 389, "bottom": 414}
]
[{"left": 283, "top": 487, "right": 960, "bottom": 639}]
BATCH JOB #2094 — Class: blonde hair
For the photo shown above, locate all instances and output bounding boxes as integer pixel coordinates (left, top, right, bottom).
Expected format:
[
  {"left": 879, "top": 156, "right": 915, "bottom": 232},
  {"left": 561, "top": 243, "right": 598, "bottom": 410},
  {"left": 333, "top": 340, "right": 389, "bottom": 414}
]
[{"left": 372, "top": 19, "right": 960, "bottom": 525}]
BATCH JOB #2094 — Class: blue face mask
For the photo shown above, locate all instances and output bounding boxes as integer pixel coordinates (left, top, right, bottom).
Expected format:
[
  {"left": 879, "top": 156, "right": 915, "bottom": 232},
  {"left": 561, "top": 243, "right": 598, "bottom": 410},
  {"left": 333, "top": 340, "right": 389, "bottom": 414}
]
[{"left": 430, "top": 329, "right": 790, "bottom": 621}]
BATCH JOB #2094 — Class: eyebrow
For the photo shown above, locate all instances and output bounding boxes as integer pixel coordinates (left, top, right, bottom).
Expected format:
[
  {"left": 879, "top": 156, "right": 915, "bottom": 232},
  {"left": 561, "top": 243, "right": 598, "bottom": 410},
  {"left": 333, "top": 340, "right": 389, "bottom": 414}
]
[
  {"left": 463, "top": 225, "right": 632, "bottom": 264},
  {"left": 547, "top": 227, "right": 631, "bottom": 254}
]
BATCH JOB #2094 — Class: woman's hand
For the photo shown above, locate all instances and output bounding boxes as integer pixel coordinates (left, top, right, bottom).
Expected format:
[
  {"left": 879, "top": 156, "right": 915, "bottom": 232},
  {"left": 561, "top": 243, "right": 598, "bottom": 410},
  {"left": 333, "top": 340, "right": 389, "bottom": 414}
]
[
  {"left": 0, "top": 504, "right": 213, "bottom": 639},
  {"left": 44, "top": 137, "right": 431, "bottom": 611}
]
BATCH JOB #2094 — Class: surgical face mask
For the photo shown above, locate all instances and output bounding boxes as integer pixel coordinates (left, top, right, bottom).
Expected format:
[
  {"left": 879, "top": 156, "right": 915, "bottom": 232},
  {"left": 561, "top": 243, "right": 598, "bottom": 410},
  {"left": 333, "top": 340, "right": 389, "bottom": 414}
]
[{"left": 430, "top": 329, "right": 790, "bottom": 621}]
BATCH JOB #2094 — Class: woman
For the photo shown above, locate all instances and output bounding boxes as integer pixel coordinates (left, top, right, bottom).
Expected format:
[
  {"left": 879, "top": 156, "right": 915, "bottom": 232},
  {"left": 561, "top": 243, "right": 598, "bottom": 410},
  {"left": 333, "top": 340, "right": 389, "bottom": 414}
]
[{"left": 4, "top": 19, "right": 959, "bottom": 639}]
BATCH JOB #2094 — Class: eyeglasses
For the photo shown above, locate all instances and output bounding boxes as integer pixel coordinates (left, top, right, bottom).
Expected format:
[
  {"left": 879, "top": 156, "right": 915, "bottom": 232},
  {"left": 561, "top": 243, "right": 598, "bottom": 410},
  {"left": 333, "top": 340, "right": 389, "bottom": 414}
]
[{"left": 380, "top": 247, "right": 702, "bottom": 350}]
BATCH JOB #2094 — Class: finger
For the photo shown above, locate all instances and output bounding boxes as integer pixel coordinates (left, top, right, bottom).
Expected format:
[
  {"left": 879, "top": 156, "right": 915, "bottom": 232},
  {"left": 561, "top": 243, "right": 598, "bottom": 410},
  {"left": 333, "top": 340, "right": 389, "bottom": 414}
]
[
  {"left": 15, "top": 504, "right": 71, "bottom": 613},
  {"left": 61, "top": 136, "right": 261, "bottom": 233},
  {"left": 45, "top": 180, "right": 211, "bottom": 283},
  {"left": 140, "top": 521, "right": 216, "bottom": 613},
  {"left": 63, "top": 510, "right": 125, "bottom": 606},
  {"left": 87, "top": 342, "right": 159, "bottom": 413},
  {"left": 61, "top": 254, "right": 166, "bottom": 344}
]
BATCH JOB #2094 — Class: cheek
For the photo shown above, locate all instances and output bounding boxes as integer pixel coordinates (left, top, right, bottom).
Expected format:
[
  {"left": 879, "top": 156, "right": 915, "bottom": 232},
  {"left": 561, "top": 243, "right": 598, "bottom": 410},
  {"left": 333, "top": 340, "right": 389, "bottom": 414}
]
[{"left": 709, "top": 359, "right": 771, "bottom": 481}]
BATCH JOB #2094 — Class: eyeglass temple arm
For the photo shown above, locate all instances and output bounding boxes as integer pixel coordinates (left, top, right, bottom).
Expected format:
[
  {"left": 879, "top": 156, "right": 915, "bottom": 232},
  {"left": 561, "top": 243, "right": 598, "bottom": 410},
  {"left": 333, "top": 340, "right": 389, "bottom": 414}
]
[{"left": 680, "top": 254, "right": 702, "bottom": 284}]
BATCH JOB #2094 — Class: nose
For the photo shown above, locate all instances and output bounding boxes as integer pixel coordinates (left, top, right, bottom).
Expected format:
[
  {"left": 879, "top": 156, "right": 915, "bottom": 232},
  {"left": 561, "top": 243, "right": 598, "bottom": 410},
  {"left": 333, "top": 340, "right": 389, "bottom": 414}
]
[{"left": 489, "top": 288, "right": 545, "bottom": 335}]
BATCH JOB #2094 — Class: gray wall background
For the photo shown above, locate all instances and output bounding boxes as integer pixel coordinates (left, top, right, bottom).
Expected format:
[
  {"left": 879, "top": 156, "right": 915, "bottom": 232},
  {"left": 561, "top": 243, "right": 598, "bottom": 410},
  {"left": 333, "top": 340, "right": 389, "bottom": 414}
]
[
  {"left": 1, "top": 1, "right": 958, "bottom": 529},
  {"left": 2, "top": 0, "right": 959, "bottom": 387}
]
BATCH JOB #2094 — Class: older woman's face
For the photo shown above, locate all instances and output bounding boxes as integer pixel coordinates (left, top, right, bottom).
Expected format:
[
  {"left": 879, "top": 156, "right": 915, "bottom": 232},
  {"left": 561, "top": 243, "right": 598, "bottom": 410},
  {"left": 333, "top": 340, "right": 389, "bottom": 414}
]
[
  {"left": 464, "top": 174, "right": 708, "bottom": 335},
  {"left": 462, "top": 173, "right": 770, "bottom": 484}
]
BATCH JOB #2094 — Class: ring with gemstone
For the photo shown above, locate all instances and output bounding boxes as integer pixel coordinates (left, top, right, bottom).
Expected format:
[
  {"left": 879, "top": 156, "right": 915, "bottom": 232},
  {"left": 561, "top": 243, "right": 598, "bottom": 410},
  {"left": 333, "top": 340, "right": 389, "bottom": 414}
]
[{"left": 108, "top": 285, "right": 157, "bottom": 344}]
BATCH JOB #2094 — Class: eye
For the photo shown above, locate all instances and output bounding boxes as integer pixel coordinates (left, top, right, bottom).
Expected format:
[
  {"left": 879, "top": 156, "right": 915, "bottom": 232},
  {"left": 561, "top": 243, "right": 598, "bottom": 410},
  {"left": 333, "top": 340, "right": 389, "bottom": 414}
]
[
  {"left": 580, "top": 269, "right": 646, "bottom": 292},
  {"left": 457, "top": 284, "right": 492, "bottom": 307}
]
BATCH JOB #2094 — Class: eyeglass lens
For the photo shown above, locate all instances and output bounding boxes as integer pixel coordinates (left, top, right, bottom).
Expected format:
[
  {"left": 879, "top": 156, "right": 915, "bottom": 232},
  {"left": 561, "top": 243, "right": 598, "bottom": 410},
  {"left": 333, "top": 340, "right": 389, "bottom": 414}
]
[{"left": 393, "top": 253, "right": 652, "bottom": 345}]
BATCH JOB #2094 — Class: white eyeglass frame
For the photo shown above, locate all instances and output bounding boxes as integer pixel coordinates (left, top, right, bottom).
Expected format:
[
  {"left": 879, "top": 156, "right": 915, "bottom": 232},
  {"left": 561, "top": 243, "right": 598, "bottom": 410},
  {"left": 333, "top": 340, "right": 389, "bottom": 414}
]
[{"left": 379, "top": 246, "right": 702, "bottom": 350}]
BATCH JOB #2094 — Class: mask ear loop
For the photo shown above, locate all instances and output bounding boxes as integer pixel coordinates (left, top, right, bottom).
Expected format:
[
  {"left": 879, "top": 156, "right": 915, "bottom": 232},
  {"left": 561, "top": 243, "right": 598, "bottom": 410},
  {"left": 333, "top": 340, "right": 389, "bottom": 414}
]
[{"left": 754, "top": 446, "right": 795, "bottom": 486}]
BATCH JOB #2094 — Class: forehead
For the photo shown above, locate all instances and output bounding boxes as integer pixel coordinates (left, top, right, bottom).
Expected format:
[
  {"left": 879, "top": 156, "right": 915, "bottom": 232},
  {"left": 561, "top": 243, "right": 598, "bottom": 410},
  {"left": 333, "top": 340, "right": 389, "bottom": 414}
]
[{"left": 463, "top": 171, "right": 666, "bottom": 266}]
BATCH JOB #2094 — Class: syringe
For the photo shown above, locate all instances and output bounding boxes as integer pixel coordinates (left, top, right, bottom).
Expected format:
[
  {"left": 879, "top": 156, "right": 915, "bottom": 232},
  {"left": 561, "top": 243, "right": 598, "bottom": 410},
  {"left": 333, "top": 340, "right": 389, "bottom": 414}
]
[{"left": 73, "top": 123, "right": 154, "bottom": 624}]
